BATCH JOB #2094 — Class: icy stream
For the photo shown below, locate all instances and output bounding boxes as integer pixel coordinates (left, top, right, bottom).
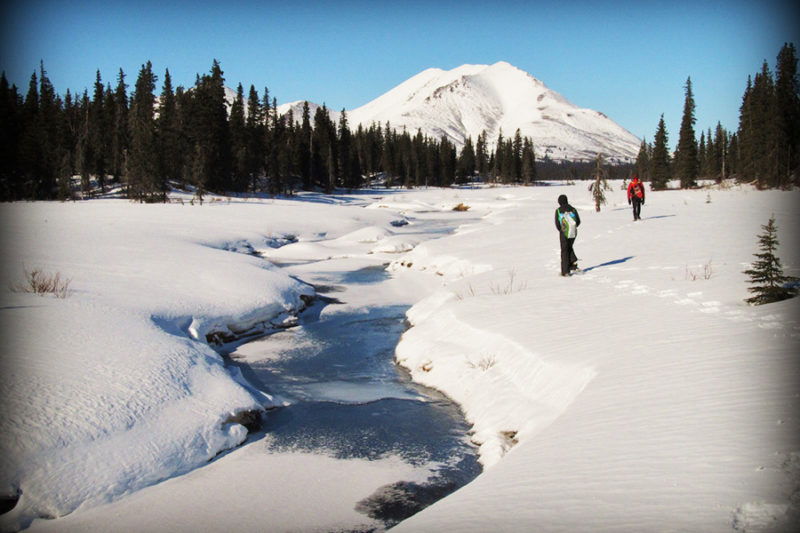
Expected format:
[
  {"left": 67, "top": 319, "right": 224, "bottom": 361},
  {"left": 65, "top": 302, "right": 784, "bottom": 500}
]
[{"left": 226, "top": 219, "right": 482, "bottom": 528}]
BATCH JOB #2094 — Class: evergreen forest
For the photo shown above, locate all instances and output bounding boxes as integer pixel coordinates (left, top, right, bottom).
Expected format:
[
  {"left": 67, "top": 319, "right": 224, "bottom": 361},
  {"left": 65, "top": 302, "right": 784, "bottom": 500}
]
[
  {"left": 1, "top": 42, "right": 798, "bottom": 203},
  {"left": 635, "top": 42, "right": 800, "bottom": 191}
]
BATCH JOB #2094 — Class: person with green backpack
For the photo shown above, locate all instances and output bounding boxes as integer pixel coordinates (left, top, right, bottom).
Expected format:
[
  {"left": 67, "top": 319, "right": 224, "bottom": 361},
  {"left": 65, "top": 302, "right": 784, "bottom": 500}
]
[{"left": 555, "top": 194, "right": 581, "bottom": 276}]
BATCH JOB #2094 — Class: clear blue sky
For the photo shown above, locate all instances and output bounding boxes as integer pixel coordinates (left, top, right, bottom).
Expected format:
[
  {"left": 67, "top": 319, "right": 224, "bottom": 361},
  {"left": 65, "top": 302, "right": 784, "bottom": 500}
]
[{"left": 2, "top": 0, "right": 798, "bottom": 148}]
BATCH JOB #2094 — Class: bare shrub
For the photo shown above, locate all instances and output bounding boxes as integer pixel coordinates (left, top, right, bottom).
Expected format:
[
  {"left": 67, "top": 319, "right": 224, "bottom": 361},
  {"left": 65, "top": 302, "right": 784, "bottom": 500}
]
[
  {"left": 467, "top": 354, "right": 497, "bottom": 371},
  {"left": 12, "top": 267, "right": 72, "bottom": 298},
  {"left": 685, "top": 260, "right": 713, "bottom": 281},
  {"left": 489, "top": 269, "right": 527, "bottom": 295},
  {"left": 454, "top": 283, "right": 477, "bottom": 300}
]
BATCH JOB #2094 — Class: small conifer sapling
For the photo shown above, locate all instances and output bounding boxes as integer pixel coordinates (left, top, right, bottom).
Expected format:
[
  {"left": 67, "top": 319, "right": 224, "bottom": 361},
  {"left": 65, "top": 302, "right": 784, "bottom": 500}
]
[
  {"left": 743, "top": 216, "right": 797, "bottom": 305},
  {"left": 588, "top": 153, "right": 611, "bottom": 212}
]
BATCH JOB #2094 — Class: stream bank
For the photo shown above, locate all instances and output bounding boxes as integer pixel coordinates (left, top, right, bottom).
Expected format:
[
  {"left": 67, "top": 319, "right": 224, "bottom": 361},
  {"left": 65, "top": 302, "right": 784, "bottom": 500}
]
[{"left": 227, "top": 255, "right": 482, "bottom": 529}]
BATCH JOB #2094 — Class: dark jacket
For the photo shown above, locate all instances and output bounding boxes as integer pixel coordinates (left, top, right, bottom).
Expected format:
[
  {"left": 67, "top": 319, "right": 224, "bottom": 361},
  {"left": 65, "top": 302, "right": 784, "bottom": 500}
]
[{"left": 554, "top": 201, "right": 581, "bottom": 233}]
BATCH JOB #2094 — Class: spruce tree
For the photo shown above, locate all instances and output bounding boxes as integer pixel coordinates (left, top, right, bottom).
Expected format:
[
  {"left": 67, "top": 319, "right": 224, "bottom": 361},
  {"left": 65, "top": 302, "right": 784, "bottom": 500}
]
[
  {"left": 698, "top": 131, "right": 707, "bottom": 176},
  {"left": 743, "top": 216, "right": 797, "bottom": 304},
  {"left": 774, "top": 42, "right": 799, "bottom": 186},
  {"left": 521, "top": 137, "right": 537, "bottom": 185},
  {"left": 76, "top": 90, "right": 92, "bottom": 196},
  {"left": 187, "top": 60, "right": 232, "bottom": 193},
  {"left": 737, "top": 76, "right": 754, "bottom": 180},
  {"left": 674, "top": 77, "right": 699, "bottom": 188},
  {"left": 110, "top": 68, "right": 128, "bottom": 186},
  {"left": 36, "top": 62, "right": 61, "bottom": 199},
  {"left": 298, "top": 101, "right": 312, "bottom": 190},
  {"left": 739, "top": 62, "right": 779, "bottom": 187},
  {"left": 246, "top": 85, "right": 265, "bottom": 191},
  {"left": 502, "top": 137, "right": 515, "bottom": 183},
  {"left": 512, "top": 129, "right": 523, "bottom": 181},
  {"left": 380, "top": 121, "right": 394, "bottom": 187},
  {"left": 635, "top": 139, "right": 650, "bottom": 182},
  {"left": 651, "top": 114, "right": 671, "bottom": 189},
  {"left": 127, "top": 61, "right": 162, "bottom": 202},
  {"left": 413, "top": 129, "right": 427, "bottom": 186},
  {"left": 0, "top": 73, "right": 22, "bottom": 200},
  {"left": 229, "top": 83, "right": 247, "bottom": 191},
  {"left": 457, "top": 136, "right": 476, "bottom": 182},
  {"left": 713, "top": 122, "right": 728, "bottom": 181},
  {"left": 88, "top": 70, "right": 107, "bottom": 185},
  {"left": 439, "top": 135, "right": 456, "bottom": 186},
  {"left": 727, "top": 131, "right": 740, "bottom": 177},
  {"left": 492, "top": 130, "right": 503, "bottom": 183},
  {"left": 338, "top": 109, "right": 357, "bottom": 190},
  {"left": 266, "top": 96, "right": 287, "bottom": 194},
  {"left": 18, "top": 72, "right": 41, "bottom": 198},
  {"left": 157, "top": 69, "right": 181, "bottom": 184},
  {"left": 475, "top": 130, "right": 489, "bottom": 180}
]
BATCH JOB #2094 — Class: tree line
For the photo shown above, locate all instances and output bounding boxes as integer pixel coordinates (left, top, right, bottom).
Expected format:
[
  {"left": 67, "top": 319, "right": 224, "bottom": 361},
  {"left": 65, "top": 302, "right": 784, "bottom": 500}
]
[
  {"left": 634, "top": 42, "right": 799, "bottom": 190},
  {"left": 2, "top": 44, "right": 797, "bottom": 202},
  {"left": 0, "top": 60, "right": 539, "bottom": 202}
]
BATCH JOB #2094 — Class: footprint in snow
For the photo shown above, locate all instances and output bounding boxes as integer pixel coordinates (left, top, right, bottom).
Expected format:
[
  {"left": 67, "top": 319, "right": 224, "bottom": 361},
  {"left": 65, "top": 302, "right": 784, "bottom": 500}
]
[
  {"left": 699, "top": 301, "right": 721, "bottom": 313},
  {"left": 724, "top": 311, "right": 753, "bottom": 323},
  {"left": 631, "top": 285, "right": 650, "bottom": 295}
]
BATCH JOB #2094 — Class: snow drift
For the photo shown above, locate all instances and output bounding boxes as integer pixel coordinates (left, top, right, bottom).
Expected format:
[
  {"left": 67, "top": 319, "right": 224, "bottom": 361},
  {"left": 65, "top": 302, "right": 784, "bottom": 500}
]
[{"left": 0, "top": 195, "right": 402, "bottom": 530}]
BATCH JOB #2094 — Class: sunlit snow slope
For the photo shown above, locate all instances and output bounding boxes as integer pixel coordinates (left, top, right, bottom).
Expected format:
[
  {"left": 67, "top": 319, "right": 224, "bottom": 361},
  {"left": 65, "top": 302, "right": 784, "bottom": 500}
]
[
  {"left": 347, "top": 61, "right": 641, "bottom": 162},
  {"left": 278, "top": 62, "right": 641, "bottom": 163}
]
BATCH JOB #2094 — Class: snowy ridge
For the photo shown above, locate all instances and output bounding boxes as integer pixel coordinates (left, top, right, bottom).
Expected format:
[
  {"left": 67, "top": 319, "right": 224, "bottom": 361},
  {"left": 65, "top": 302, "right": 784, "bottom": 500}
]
[
  {"left": 275, "top": 62, "right": 640, "bottom": 163},
  {"left": 275, "top": 100, "right": 333, "bottom": 123},
  {"left": 348, "top": 61, "right": 641, "bottom": 162}
]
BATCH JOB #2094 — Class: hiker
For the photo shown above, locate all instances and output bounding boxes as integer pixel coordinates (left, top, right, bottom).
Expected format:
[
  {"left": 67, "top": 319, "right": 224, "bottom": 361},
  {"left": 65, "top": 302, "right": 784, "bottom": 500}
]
[
  {"left": 555, "top": 194, "right": 581, "bottom": 276},
  {"left": 627, "top": 175, "right": 645, "bottom": 221}
]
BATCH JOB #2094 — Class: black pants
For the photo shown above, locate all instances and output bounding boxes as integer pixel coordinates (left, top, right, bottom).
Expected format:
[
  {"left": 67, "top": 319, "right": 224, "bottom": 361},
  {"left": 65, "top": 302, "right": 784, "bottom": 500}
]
[
  {"left": 631, "top": 197, "right": 642, "bottom": 220},
  {"left": 560, "top": 233, "right": 578, "bottom": 275}
]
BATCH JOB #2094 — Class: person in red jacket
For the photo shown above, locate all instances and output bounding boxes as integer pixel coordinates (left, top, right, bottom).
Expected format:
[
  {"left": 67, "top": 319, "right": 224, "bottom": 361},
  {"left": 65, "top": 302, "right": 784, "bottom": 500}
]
[{"left": 627, "top": 175, "right": 646, "bottom": 221}]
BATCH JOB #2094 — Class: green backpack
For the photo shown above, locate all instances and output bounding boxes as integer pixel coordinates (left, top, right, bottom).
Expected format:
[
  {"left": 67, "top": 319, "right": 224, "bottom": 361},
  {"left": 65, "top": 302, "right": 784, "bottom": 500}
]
[{"left": 558, "top": 209, "right": 578, "bottom": 239}]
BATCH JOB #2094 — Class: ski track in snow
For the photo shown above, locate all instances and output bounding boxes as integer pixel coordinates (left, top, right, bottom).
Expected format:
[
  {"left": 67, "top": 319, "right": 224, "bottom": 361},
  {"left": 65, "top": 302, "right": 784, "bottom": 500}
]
[
  {"left": 572, "top": 212, "right": 800, "bottom": 335},
  {"left": 578, "top": 267, "right": 797, "bottom": 333}
]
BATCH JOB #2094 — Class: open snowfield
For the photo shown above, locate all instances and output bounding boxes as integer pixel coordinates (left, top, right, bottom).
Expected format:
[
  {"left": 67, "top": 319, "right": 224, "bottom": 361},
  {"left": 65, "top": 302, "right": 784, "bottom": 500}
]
[{"left": 1, "top": 181, "right": 798, "bottom": 532}]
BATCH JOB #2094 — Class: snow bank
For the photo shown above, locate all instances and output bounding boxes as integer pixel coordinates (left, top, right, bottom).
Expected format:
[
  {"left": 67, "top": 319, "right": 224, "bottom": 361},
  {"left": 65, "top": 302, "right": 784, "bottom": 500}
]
[
  {"left": 385, "top": 183, "right": 800, "bottom": 532},
  {"left": 2, "top": 183, "right": 798, "bottom": 532},
  {"left": 0, "top": 195, "right": 399, "bottom": 530}
]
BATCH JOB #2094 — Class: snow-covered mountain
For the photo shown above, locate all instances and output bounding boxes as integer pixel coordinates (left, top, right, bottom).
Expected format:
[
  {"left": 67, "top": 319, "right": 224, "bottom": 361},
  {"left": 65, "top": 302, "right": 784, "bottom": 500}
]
[
  {"left": 348, "top": 62, "right": 640, "bottom": 162},
  {"left": 277, "top": 62, "right": 640, "bottom": 163},
  {"left": 276, "top": 100, "right": 338, "bottom": 124}
]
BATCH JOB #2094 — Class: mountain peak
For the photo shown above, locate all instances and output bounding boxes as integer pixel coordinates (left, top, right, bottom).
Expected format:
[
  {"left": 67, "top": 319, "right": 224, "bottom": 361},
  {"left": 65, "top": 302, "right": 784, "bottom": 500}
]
[{"left": 347, "top": 62, "right": 639, "bottom": 162}]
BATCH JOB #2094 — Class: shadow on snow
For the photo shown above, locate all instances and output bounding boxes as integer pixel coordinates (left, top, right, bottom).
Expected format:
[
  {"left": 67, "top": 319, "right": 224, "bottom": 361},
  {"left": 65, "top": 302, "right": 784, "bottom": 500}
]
[{"left": 583, "top": 256, "right": 635, "bottom": 273}]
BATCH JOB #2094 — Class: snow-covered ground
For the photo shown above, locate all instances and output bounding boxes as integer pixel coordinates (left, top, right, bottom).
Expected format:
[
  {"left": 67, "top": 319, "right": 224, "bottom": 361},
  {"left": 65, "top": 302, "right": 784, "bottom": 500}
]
[{"left": 1, "top": 182, "right": 798, "bottom": 532}]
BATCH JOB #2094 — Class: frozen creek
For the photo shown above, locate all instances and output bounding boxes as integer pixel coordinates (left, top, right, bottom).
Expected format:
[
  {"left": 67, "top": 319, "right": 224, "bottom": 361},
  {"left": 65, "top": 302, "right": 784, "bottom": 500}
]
[
  {"left": 227, "top": 259, "right": 481, "bottom": 529},
  {"left": 17, "top": 207, "right": 484, "bottom": 533},
  {"left": 217, "top": 213, "right": 484, "bottom": 531}
]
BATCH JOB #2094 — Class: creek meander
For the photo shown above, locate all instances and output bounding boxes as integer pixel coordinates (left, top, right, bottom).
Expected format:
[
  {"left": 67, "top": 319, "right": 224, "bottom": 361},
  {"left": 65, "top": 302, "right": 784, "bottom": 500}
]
[{"left": 227, "top": 217, "right": 482, "bottom": 529}]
